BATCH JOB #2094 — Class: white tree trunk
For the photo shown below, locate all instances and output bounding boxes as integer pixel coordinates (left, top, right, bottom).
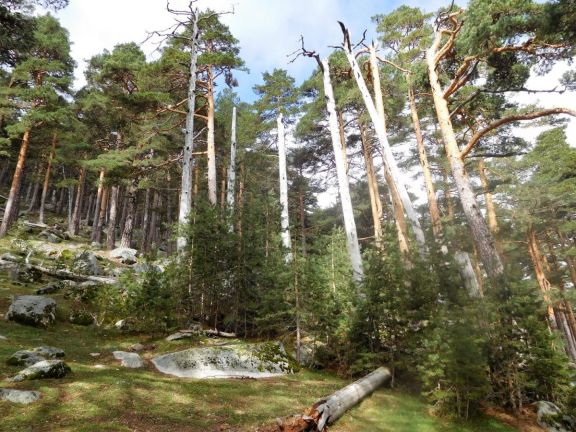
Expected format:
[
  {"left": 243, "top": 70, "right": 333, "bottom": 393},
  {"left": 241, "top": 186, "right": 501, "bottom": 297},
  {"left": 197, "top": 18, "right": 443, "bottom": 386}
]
[
  {"left": 226, "top": 106, "right": 237, "bottom": 231},
  {"left": 177, "top": 11, "right": 199, "bottom": 252},
  {"left": 321, "top": 58, "right": 363, "bottom": 282},
  {"left": 277, "top": 113, "right": 293, "bottom": 262},
  {"left": 345, "top": 43, "right": 427, "bottom": 254},
  {"left": 207, "top": 66, "right": 217, "bottom": 206}
]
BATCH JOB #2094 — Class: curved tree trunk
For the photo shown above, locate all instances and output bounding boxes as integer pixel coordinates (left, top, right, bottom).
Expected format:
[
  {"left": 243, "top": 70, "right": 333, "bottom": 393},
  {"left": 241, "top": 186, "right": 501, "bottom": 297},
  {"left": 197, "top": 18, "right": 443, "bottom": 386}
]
[{"left": 0, "top": 128, "right": 31, "bottom": 237}]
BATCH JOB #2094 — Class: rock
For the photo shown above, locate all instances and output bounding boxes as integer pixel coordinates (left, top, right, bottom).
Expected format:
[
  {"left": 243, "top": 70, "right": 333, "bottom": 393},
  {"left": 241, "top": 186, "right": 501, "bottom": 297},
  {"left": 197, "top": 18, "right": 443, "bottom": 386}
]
[
  {"left": 39, "top": 230, "right": 62, "bottom": 244},
  {"left": 69, "top": 310, "right": 93, "bottom": 326},
  {"left": 17, "top": 267, "right": 42, "bottom": 283},
  {"left": 8, "top": 359, "right": 71, "bottom": 382},
  {"left": 130, "top": 343, "right": 145, "bottom": 352},
  {"left": 296, "top": 336, "right": 326, "bottom": 367},
  {"left": 89, "top": 353, "right": 101, "bottom": 357},
  {"left": 0, "top": 253, "right": 19, "bottom": 262},
  {"left": 110, "top": 248, "right": 137, "bottom": 265},
  {"left": 537, "top": 401, "right": 571, "bottom": 432},
  {"left": 35, "top": 281, "right": 63, "bottom": 295},
  {"left": 0, "top": 335, "right": 7, "bottom": 341},
  {"left": 72, "top": 251, "right": 101, "bottom": 276},
  {"left": 6, "top": 296, "right": 57, "bottom": 328},
  {"left": 6, "top": 346, "right": 64, "bottom": 367},
  {"left": 112, "top": 351, "right": 144, "bottom": 368},
  {"left": 0, "top": 388, "right": 41, "bottom": 404},
  {"left": 151, "top": 341, "right": 294, "bottom": 379},
  {"left": 165, "top": 331, "right": 195, "bottom": 341}
]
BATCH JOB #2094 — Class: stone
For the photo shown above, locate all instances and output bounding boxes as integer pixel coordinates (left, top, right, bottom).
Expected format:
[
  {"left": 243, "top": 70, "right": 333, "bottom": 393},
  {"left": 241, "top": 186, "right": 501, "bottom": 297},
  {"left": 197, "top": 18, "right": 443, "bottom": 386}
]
[
  {"left": 165, "top": 331, "right": 195, "bottom": 341},
  {"left": 6, "top": 296, "right": 57, "bottom": 328},
  {"left": 39, "top": 230, "right": 62, "bottom": 243},
  {"left": 17, "top": 267, "right": 42, "bottom": 284},
  {"left": 0, "top": 388, "right": 41, "bottom": 404},
  {"left": 69, "top": 310, "right": 93, "bottom": 326},
  {"left": 89, "top": 353, "right": 101, "bottom": 357},
  {"left": 8, "top": 359, "right": 71, "bottom": 382},
  {"left": 112, "top": 351, "right": 144, "bottom": 368},
  {"left": 0, "top": 253, "right": 19, "bottom": 262},
  {"left": 110, "top": 248, "right": 137, "bottom": 265},
  {"left": 6, "top": 346, "right": 65, "bottom": 367},
  {"left": 72, "top": 251, "right": 101, "bottom": 276},
  {"left": 0, "top": 335, "right": 7, "bottom": 341},
  {"left": 151, "top": 341, "right": 294, "bottom": 379},
  {"left": 537, "top": 401, "right": 571, "bottom": 432},
  {"left": 35, "top": 282, "right": 64, "bottom": 295},
  {"left": 130, "top": 343, "right": 145, "bottom": 352}
]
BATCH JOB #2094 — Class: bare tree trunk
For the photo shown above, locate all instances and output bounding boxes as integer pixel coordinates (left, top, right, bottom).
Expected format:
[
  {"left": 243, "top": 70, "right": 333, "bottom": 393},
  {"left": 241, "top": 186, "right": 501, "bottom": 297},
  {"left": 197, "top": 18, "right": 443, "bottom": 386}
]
[
  {"left": 321, "top": 58, "right": 363, "bottom": 282},
  {"left": 408, "top": 80, "right": 442, "bottom": 239},
  {"left": 67, "top": 186, "right": 74, "bottom": 229},
  {"left": 277, "top": 113, "right": 293, "bottom": 262},
  {"left": 337, "top": 109, "right": 349, "bottom": 174},
  {"left": 69, "top": 166, "right": 86, "bottom": 235},
  {"left": 427, "top": 30, "right": 503, "bottom": 280},
  {"left": 359, "top": 122, "right": 383, "bottom": 246},
  {"left": 93, "top": 187, "right": 109, "bottom": 244},
  {"left": 0, "top": 128, "right": 31, "bottom": 236},
  {"left": 38, "top": 133, "right": 55, "bottom": 224},
  {"left": 177, "top": 9, "right": 199, "bottom": 251},
  {"left": 220, "top": 167, "right": 226, "bottom": 209},
  {"left": 206, "top": 66, "right": 217, "bottom": 206},
  {"left": 91, "top": 169, "right": 105, "bottom": 236},
  {"left": 226, "top": 106, "right": 237, "bottom": 231},
  {"left": 120, "top": 184, "right": 136, "bottom": 249},
  {"left": 298, "top": 186, "right": 307, "bottom": 256},
  {"left": 140, "top": 188, "right": 151, "bottom": 252},
  {"left": 106, "top": 186, "right": 119, "bottom": 250},
  {"left": 478, "top": 159, "right": 503, "bottom": 255}
]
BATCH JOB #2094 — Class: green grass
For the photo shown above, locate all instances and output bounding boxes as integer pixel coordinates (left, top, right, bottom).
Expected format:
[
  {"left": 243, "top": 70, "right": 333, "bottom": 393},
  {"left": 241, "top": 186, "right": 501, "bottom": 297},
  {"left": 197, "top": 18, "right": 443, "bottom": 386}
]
[{"left": 0, "top": 238, "right": 516, "bottom": 432}]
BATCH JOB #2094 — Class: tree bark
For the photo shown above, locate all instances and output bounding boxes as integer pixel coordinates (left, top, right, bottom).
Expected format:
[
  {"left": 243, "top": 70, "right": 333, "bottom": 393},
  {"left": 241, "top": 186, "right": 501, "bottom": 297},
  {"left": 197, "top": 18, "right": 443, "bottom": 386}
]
[
  {"left": 177, "top": 9, "right": 199, "bottom": 251},
  {"left": 0, "top": 128, "right": 31, "bottom": 236},
  {"left": 321, "top": 58, "right": 363, "bottom": 282},
  {"left": 27, "top": 181, "right": 40, "bottom": 213},
  {"left": 106, "top": 185, "right": 119, "bottom": 250},
  {"left": 427, "top": 30, "right": 504, "bottom": 281},
  {"left": 91, "top": 169, "right": 105, "bottom": 236},
  {"left": 226, "top": 106, "right": 237, "bottom": 231},
  {"left": 38, "top": 133, "right": 55, "bottom": 225},
  {"left": 206, "top": 66, "right": 217, "bottom": 206},
  {"left": 69, "top": 166, "right": 86, "bottom": 235},
  {"left": 478, "top": 159, "right": 503, "bottom": 256},
  {"left": 277, "top": 113, "right": 293, "bottom": 263},
  {"left": 359, "top": 122, "right": 383, "bottom": 245},
  {"left": 120, "top": 184, "right": 136, "bottom": 248},
  {"left": 93, "top": 186, "right": 109, "bottom": 244},
  {"left": 140, "top": 188, "right": 151, "bottom": 252}
]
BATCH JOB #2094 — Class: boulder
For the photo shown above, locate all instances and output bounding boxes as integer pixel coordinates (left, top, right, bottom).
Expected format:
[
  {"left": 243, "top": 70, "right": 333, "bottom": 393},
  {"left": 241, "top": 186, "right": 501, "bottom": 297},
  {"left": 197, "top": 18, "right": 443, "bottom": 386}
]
[
  {"left": 0, "top": 388, "right": 41, "bottom": 404},
  {"left": 72, "top": 251, "right": 101, "bottom": 276},
  {"left": 35, "top": 282, "right": 64, "bottom": 295},
  {"left": 112, "top": 351, "right": 144, "bottom": 369},
  {"left": 110, "top": 248, "right": 137, "bottom": 265},
  {"left": 39, "top": 230, "right": 62, "bottom": 244},
  {"left": 165, "top": 331, "right": 195, "bottom": 341},
  {"left": 537, "top": 401, "right": 574, "bottom": 432},
  {"left": 6, "top": 296, "right": 57, "bottom": 328},
  {"left": 6, "top": 346, "right": 64, "bottom": 367},
  {"left": 17, "top": 267, "right": 42, "bottom": 284},
  {"left": 7, "top": 359, "right": 71, "bottom": 382},
  {"left": 151, "top": 341, "right": 294, "bottom": 379}
]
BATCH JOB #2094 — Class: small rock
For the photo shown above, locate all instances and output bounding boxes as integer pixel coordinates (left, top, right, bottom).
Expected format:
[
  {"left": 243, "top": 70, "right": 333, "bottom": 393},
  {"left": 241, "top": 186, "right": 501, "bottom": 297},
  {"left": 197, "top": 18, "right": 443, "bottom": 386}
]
[
  {"left": 0, "top": 388, "right": 41, "bottom": 404},
  {"left": 110, "top": 248, "right": 137, "bottom": 265},
  {"left": 0, "top": 253, "right": 19, "bottom": 262},
  {"left": 89, "top": 353, "right": 101, "bottom": 357},
  {"left": 6, "top": 346, "right": 65, "bottom": 367},
  {"left": 6, "top": 295, "right": 57, "bottom": 328},
  {"left": 130, "top": 343, "right": 145, "bottom": 352},
  {"left": 17, "top": 267, "right": 42, "bottom": 284},
  {"left": 537, "top": 401, "right": 571, "bottom": 432},
  {"left": 35, "top": 282, "right": 63, "bottom": 295},
  {"left": 8, "top": 359, "right": 71, "bottom": 382},
  {"left": 0, "top": 335, "right": 7, "bottom": 341},
  {"left": 39, "top": 231, "right": 62, "bottom": 243},
  {"left": 112, "top": 351, "right": 144, "bottom": 368},
  {"left": 72, "top": 251, "right": 101, "bottom": 276},
  {"left": 166, "top": 331, "right": 194, "bottom": 341}
]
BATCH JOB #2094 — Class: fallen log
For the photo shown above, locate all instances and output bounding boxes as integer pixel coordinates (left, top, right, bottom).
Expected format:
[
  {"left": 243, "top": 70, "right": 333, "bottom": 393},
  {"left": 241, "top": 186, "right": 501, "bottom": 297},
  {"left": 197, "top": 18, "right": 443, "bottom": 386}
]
[
  {"left": 204, "top": 329, "right": 237, "bottom": 338},
  {"left": 274, "top": 367, "right": 391, "bottom": 432}
]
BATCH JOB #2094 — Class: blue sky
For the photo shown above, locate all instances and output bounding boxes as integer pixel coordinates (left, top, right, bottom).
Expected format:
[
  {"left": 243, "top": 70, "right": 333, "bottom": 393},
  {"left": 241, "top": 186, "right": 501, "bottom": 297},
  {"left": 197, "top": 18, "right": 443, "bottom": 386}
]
[{"left": 52, "top": 0, "right": 448, "bottom": 102}]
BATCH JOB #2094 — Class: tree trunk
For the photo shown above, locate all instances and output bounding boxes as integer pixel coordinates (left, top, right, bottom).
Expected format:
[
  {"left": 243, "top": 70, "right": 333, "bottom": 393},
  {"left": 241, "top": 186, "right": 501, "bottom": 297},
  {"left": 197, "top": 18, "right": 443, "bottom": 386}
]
[
  {"left": 93, "top": 187, "right": 109, "bottom": 244},
  {"left": 359, "top": 121, "right": 383, "bottom": 246},
  {"left": 91, "top": 169, "right": 105, "bottom": 236},
  {"left": 226, "top": 106, "right": 237, "bottom": 231},
  {"left": 478, "top": 159, "right": 503, "bottom": 255},
  {"left": 277, "top": 113, "right": 293, "bottom": 263},
  {"left": 408, "top": 80, "right": 442, "bottom": 239},
  {"left": 177, "top": 10, "right": 199, "bottom": 251},
  {"left": 106, "top": 185, "right": 119, "bottom": 250},
  {"left": 67, "top": 186, "right": 74, "bottom": 229},
  {"left": 321, "top": 58, "right": 363, "bottom": 282},
  {"left": 206, "top": 66, "right": 217, "bottom": 206},
  {"left": 120, "top": 184, "right": 136, "bottom": 249},
  {"left": 38, "top": 133, "right": 55, "bottom": 225},
  {"left": 346, "top": 42, "right": 426, "bottom": 255},
  {"left": 69, "top": 166, "right": 86, "bottom": 235},
  {"left": 337, "top": 109, "right": 349, "bottom": 174},
  {"left": 0, "top": 128, "right": 31, "bottom": 236},
  {"left": 140, "top": 188, "right": 151, "bottom": 252},
  {"left": 427, "top": 31, "right": 503, "bottom": 281}
]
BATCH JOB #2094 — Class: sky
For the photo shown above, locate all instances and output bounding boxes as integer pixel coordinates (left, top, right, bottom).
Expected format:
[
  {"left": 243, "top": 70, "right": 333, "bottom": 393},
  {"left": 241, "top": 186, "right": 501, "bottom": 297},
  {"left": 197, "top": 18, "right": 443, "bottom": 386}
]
[{"left": 47, "top": 0, "right": 575, "bottom": 207}]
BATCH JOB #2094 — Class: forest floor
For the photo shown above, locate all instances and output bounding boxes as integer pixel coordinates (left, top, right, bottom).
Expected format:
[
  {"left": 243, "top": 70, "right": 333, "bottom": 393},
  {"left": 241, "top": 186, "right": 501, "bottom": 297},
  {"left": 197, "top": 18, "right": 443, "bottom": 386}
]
[{"left": 0, "top": 231, "right": 525, "bottom": 432}]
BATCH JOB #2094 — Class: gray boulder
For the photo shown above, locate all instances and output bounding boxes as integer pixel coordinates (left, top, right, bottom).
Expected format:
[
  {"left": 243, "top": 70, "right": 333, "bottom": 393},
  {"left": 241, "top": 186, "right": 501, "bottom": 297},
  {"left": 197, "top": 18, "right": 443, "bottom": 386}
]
[
  {"left": 7, "top": 359, "right": 71, "bottom": 382},
  {"left": 72, "top": 251, "right": 101, "bottom": 276},
  {"left": 151, "top": 341, "right": 293, "bottom": 379},
  {"left": 110, "top": 248, "right": 137, "bottom": 265},
  {"left": 6, "top": 346, "right": 64, "bottom": 367},
  {"left": 112, "top": 351, "right": 144, "bottom": 368},
  {"left": 6, "top": 296, "right": 57, "bottom": 328},
  {"left": 0, "top": 388, "right": 41, "bottom": 404},
  {"left": 537, "top": 401, "right": 572, "bottom": 432},
  {"left": 39, "top": 230, "right": 62, "bottom": 244},
  {"left": 165, "top": 331, "right": 195, "bottom": 341}
]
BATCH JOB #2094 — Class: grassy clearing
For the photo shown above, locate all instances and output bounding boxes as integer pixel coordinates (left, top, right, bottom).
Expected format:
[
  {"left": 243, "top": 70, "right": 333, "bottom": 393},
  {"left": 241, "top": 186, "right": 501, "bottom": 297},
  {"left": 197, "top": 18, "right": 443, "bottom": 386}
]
[{"left": 0, "top": 238, "right": 516, "bottom": 432}]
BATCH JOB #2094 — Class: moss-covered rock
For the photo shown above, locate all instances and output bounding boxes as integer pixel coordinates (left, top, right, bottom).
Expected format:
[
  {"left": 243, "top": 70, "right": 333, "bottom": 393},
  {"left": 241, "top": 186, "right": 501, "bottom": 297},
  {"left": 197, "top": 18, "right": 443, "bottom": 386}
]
[{"left": 7, "top": 359, "right": 71, "bottom": 382}]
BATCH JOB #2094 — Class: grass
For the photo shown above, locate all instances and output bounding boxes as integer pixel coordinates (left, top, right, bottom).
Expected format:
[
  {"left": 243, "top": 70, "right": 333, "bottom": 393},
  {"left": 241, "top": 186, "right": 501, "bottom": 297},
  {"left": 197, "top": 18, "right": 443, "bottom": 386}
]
[{"left": 0, "top": 235, "right": 517, "bottom": 432}]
